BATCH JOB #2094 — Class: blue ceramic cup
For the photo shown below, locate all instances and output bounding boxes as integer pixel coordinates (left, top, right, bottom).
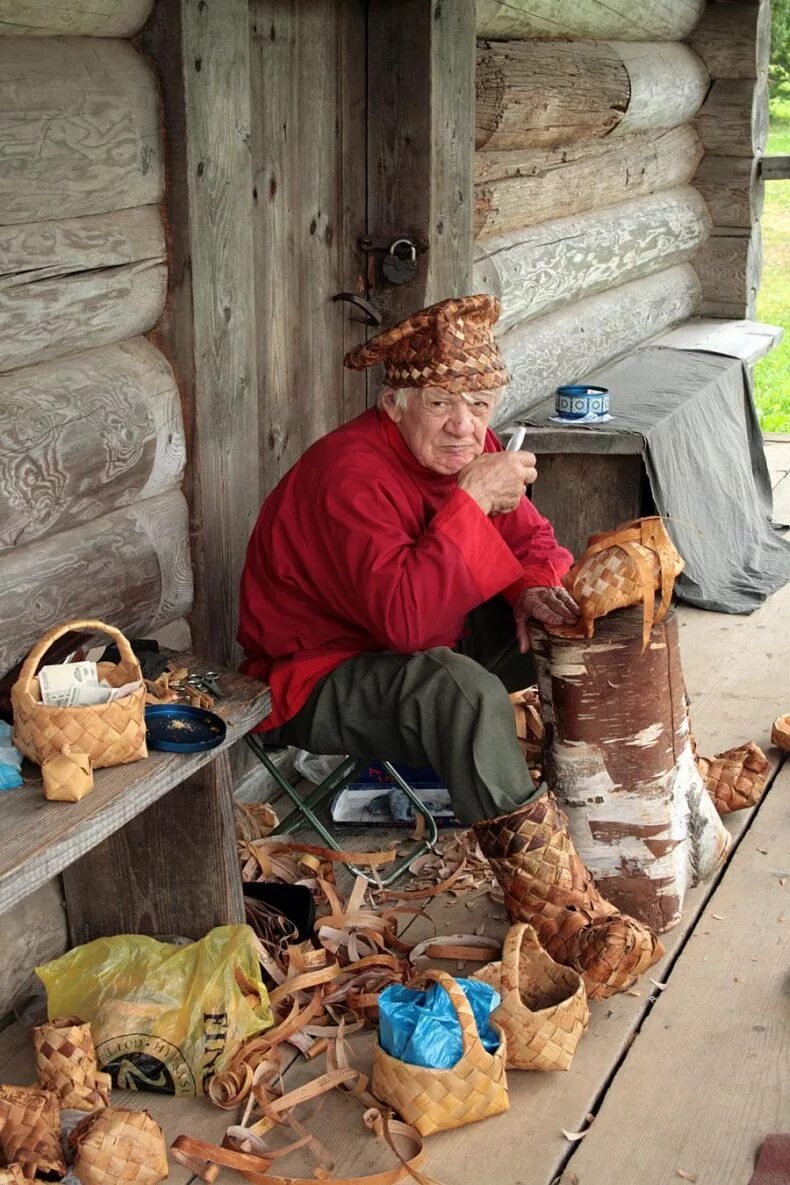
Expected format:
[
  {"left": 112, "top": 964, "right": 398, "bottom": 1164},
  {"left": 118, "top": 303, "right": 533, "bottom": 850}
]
[{"left": 555, "top": 384, "right": 609, "bottom": 420}]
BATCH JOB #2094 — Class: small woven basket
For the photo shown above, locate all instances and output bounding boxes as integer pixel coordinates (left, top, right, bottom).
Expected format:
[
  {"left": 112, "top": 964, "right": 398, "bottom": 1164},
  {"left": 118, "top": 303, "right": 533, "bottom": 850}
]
[
  {"left": 34, "top": 1015, "right": 111, "bottom": 1111},
  {"left": 698, "top": 742, "right": 769, "bottom": 815},
  {"left": 12, "top": 619, "right": 147, "bottom": 771},
  {"left": 474, "top": 924, "right": 589, "bottom": 1072},
  {"left": 553, "top": 517, "right": 684, "bottom": 649},
  {"left": 771, "top": 714, "right": 790, "bottom": 752},
  {"left": 0, "top": 1165, "right": 26, "bottom": 1184},
  {"left": 68, "top": 1108, "right": 168, "bottom": 1185},
  {"left": 0, "top": 1084, "right": 66, "bottom": 1179},
  {"left": 371, "top": 969, "right": 508, "bottom": 1137}
]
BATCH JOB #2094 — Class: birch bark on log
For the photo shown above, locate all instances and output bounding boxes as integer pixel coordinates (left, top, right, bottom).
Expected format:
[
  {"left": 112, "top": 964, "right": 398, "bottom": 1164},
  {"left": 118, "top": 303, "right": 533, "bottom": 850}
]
[
  {"left": 694, "top": 227, "right": 762, "bottom": 318},
  {"left": 0, "top": 38, "right": 162, "bottom": 226},
  {"left": 0, "top": 338, "right": 186, "bottom": 552},
  {"left": 606, "top": 42, "right": 709, "bottom": 136},
  {"left": 0, "top": 491, "right": 193, "bottom": 677},
  {"left": 0, "top": 206, "right": 166, "bottom": 372},
  {"left": 476, "top": 0, "right": 706, "bottom": 41},
  {"left": 687, "top": 0, "right": 770, "bottom": 80},
  {"left": 475, "top": 41, "right": 629, "bottom": 151},
  {"left": 474, "top": 187, "right": 711, "bottom": 333},
  {"left": 530, "top": 608, "right": 731, "bottom": 933},
  {"left": 492, "top": 264, "right": 701, "bottom": 425},
  {"left": 695, "top": 78, "right": 769, "bottom": 157},
  {"left": 475, "top": 125, "right": 704, "bottom": 239},
  {"left": 0, "top": 2, "right": 154, "bottom": 37},
  {"left": 693, "top": 155, "right": 764, "bottom": 229}
]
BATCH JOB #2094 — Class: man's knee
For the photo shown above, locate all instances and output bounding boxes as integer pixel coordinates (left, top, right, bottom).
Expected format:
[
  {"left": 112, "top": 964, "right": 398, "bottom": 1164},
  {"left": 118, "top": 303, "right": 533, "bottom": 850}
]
[{"left": 422, "top": 647, "right": 511, "bottom": 709}]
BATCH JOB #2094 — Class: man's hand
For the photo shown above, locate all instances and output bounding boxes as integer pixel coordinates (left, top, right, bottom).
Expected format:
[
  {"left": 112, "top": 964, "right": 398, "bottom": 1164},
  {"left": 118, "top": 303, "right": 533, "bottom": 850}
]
[
  {"left": 514, "top": 586, "right": 580, "bottom": 652},
  {"left": 457, "top": 451, "right": 538, "bottom": 516}
]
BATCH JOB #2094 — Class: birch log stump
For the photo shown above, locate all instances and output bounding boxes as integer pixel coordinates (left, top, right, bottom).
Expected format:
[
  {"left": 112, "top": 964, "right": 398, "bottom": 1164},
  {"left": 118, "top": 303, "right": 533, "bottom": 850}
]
[
  {"left": 530, "top": 607, "right": 731, "bottom": 934},
  {"left": 474, "top": 187, "right": 711, "bottom": 332},
  {"left": 493, "top": 264, "right": 701, "bottom": 425},
  {"left": 475, "top": 125, "right": 704, "bottom": 239},
  {"left": 0, "top": 2, "right": 154, "bottom": 37},
  {"left": 476, "top": 0, "right": 706, "bottom": 41}
]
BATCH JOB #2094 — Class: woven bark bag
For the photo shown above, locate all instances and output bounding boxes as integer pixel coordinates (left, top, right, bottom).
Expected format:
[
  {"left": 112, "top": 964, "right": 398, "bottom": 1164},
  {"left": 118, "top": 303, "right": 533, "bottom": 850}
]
[
  {"left": 0, "top": 1165, "right": 26, "bottom": 1184},
  {"left": 34, "top": 1016, "right": 111, "bottom": 1111},
  {"left": 509, "top": 686, "right": 543, "bottom": 782},
  {"left": 697, "top": 742, "right": 770, "bottom": 815},
  {"left": 0, "top": 1084, "right": 66, "bottom": 1179},
  {"left": 371, "top": 970, "right": 508, "bottom": 1137},
  {"left": 771, "top": 714, "right": 790, "bottom": 751},
  {"left": 68, "top": 1108, "right": 168, "bottom": 1185},
  {"left": 12, "top": 619, "right": 147, "bottom": 771},
  {"left": 474, "top": 924, "right": 589, "bottom": 1072},
  {"left": 551, "top": 516, "right": 685, "bottom": 649}
]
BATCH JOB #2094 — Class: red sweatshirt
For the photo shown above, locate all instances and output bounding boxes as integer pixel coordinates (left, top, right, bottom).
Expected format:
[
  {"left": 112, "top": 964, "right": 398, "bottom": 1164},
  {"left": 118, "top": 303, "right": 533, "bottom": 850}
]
[{"left": 238, "top": 408, "right": 572, "bottom": 729}]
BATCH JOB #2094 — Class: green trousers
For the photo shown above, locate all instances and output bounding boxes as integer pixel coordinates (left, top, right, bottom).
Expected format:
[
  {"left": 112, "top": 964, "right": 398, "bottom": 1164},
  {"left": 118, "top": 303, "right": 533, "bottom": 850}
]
[{"left": 264, "top": 597, "right": 542, "bottom": 825}]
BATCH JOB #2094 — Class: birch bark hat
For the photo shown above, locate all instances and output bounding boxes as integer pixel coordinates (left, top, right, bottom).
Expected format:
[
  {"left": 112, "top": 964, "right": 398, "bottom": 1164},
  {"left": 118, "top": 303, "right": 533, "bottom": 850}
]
[{"left": 344, "top": 294, "right": 509, "bottom": 393}]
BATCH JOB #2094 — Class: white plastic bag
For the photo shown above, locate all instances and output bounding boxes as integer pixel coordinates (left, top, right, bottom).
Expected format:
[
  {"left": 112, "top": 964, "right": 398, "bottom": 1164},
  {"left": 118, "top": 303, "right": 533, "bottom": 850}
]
[{"left": 292, "top": 749, "right": 346, "bottom": 784}]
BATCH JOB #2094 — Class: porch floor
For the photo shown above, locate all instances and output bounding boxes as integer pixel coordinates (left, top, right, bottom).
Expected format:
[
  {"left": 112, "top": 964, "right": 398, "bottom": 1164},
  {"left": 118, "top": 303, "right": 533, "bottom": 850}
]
[{"left": 2, "top": 441, "right": 789, "bottom": 1185}]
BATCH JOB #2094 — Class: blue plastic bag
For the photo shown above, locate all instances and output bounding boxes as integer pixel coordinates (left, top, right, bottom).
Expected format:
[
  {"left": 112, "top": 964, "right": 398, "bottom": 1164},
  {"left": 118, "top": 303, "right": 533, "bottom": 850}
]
[
  {"left": 378, "top": 978, "right": 501, "bottom": 1070},
  {"left": 0, "top": 721, "right": 23, "bottom": 791}
]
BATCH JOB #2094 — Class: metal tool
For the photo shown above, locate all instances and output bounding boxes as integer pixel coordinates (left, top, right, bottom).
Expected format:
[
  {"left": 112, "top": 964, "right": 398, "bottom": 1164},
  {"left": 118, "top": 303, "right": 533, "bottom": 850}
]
[{"left": 506, "top": 425, "right": 527, "bottom": 452}]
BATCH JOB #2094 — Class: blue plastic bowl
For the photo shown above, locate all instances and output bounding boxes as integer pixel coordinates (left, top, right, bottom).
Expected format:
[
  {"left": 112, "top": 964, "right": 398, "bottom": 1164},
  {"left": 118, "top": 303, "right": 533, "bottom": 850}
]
[{"left": 555, "top": 384, "right": 609, "bottom": 420}]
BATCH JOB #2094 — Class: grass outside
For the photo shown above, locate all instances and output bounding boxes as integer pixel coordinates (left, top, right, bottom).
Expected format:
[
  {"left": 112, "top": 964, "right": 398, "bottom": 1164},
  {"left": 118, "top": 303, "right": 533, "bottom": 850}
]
[{"left": 753, "top": 96, "right": 790, "bottom": 433}]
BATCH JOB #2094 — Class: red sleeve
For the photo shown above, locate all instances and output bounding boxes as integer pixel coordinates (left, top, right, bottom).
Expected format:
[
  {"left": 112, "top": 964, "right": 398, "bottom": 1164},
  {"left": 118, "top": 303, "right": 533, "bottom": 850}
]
[
  {"left": 317, "top": 470, "right": 525, "bottom": 653},
  {"left": 483, "top": 428, "right": 573, "bottom": 598}
]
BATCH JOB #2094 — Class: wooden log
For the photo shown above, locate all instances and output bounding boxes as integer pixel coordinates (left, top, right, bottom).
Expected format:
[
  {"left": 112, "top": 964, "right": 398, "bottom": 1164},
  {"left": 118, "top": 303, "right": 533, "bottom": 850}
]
[
  {"left": 607, "top": 42, "right": 709, "bottom": 136},
  {"left": 493, "top": 264, "right": 702, "bottom": 425},
  {"left": 695, "top": 78, "right": 768, "bottom": 157},
  {"left": 475, "top": 125, "right": 704, "bottom": 239},
  {"left": 0, "top": 2, "right": 154, "bottom": 37},
  {"left": 0, "top": 338, "right": 185, "bottom": 553},
  {"left": 474, "top": 187, "right": 711, "bottom": 332},
  {"left": 0, "top": 490, "right": 193, "bottom": 677},
  {"left": 687, "top": 0, "right": 770, "bottom": 79},
  {"left": 694, "top": 227, "right": 762, "bottom": 318},
  {"left": 530, "top": 607, "right": 731, "bottom": 934},
  {"left": 476, "top": 0, "right": 706, "bottom": 41},
  {"left": 475, "top": 41, "right": 629, "bottom": 151},
  {"left": 694, "top": 154, "right": 764, "bottom": 228},
  {"left": 0, "top": 205, "right": 166, "bottom": 371},
  {"left": 761, "top": 155, "right": 790, "bottom": 181},
  {"left": 0, "top": 38, "right": 162, "bottom": 226}
]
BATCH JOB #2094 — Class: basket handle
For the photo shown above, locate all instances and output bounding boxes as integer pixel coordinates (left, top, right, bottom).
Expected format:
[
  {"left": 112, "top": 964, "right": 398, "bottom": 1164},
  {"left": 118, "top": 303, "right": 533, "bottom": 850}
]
[
  {"left": 499, "top": 923, "right": 542, "bottom": 996},
  {"left": 416, "top": 969, "right": 480, "bottom": 1057},
  {"left": 15, "top": 619, "right": 142, "bottom": 694}
]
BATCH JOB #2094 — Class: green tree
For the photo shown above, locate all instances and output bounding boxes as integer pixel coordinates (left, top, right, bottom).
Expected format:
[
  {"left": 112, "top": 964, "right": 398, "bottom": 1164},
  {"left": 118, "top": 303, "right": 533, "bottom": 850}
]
[{"left": 770, "top": 0, "right": 790, "bottom": 98}]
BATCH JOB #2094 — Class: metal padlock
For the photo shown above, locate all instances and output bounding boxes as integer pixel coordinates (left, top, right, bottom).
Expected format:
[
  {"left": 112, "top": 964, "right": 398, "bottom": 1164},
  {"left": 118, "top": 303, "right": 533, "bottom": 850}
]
[{"left": 382, "top": 238, "right": 418, "bottom": 285}]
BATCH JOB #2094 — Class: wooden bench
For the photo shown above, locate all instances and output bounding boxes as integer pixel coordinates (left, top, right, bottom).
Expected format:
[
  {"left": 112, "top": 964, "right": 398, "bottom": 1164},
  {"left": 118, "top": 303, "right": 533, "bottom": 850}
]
[{"left": 0, "top": 661, "right": 270, "bottom": 946}]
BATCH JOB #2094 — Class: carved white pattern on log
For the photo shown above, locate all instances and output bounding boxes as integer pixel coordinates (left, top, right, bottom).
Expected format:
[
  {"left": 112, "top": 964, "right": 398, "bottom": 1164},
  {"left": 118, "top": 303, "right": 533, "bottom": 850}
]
[
  {"left": 0, "top": 2, "right": 154, "bottom": 38},
  {"left": 0, "top": 38, "right": 163, "bottom": 226},
  {"left": 475, "top": 125, "right": 704, "bottom": 239},
  {"left": 493, "top": 264, "right": 702, "bottom": 425},
  {"left": 476, "top": 0, "right": 706, "bottom": 42},
  {"left": 0, "top": 339, "right": 185, "bottom": 552},
  {"left": 606, "top": 42, "right": 709, "bottom": 136},
  {"left": 474, "top": 187, "right": 711, "bottom": 333},
  {"left": 0, "top": 491, "right": 193, "bottom": 677}
]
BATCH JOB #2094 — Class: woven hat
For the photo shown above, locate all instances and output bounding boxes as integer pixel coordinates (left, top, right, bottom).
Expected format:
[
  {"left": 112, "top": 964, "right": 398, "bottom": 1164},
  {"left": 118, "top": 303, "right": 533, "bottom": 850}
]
[{"left": 344, "top": 294, "right": 509, "bottom": 393}]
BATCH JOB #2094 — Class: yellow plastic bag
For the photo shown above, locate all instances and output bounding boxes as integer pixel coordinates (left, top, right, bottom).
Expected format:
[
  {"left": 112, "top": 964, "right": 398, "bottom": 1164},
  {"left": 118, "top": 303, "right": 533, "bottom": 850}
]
[{"left": 36, "top": 925, "right": 273, "bottom": 1097}]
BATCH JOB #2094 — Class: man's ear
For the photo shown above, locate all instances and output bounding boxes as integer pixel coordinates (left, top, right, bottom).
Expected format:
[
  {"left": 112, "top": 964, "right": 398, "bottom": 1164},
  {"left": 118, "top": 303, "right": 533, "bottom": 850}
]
[{"left": 379, "top": 388, "right": 403, "bottom": 423}]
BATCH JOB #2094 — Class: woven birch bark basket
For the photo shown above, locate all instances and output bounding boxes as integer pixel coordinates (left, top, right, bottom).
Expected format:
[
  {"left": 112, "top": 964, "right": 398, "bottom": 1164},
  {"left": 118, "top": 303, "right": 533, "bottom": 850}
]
[
  {"left": 530, "top": 606, "right": 731, "bottom": 933},
  {"left": 34, "top": 1015, "right": 111, "bottom": 1111},
  {"left": 68, "top": 1108, "right": 168, "bottom": 1185},
  {"left": 474, "top": 924, "right": 589, "bottom": 1071},
  {"left": 371, "top": 970, "right": 508, "bottom": 1136},
  {"left": 0, "top": 1084, "right": 66, "bottom": 1179},
  {"left": 12, "top": 619, "right": 147, "bottom": 769}
]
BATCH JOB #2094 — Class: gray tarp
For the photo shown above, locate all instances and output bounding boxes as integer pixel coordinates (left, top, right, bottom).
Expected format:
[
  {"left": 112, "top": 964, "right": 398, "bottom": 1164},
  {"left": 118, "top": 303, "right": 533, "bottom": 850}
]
[{"left": 521, "top": 346, "right": 790, "bottom": 614}]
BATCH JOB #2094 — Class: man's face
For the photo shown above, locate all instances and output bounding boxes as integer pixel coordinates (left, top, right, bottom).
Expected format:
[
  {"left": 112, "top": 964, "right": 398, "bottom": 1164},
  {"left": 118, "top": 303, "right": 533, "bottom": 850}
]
[{"left": 381, "top": 386, "right": 498, "bottom": 475}]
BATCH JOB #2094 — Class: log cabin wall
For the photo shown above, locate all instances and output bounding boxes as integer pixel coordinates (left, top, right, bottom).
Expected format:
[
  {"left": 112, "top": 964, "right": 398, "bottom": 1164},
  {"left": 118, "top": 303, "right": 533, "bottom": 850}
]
[
  {"left": 0, "top": 0, "right": 192, "bottom": 1008},
  {"left": 474, "top": 0, "right": 770, "bottom": 426}
]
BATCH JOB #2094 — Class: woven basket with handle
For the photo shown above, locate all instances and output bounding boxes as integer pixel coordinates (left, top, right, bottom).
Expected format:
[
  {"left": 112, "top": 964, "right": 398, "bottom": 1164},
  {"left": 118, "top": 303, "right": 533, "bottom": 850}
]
[
  {"left": 474, "top": 924, "right": 589, "bottom": 1072},
  {"left": 551, "top": 517, "right": 684, "bottom": 649},
  {"left": 0, "top": 1084, "right": 66, "bottom": 1180},
  {"left": 68, "top": 1108, "right": 168, "bottom": 1185},
  {"left": 12, "top": 619, "right": 147, "bottom": 770},
  {"left": 371, "top": 969, "right": 508, "bottom": 1137},
  {"left": 34, "top": 1015, "right": 111, "bottom": 1111}
]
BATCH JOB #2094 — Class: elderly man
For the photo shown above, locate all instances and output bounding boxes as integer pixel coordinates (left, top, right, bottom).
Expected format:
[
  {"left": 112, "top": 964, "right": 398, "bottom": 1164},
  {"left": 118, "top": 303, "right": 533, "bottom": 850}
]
[{"left": 239, "top": 295, "right": 661, "bottom": 998}]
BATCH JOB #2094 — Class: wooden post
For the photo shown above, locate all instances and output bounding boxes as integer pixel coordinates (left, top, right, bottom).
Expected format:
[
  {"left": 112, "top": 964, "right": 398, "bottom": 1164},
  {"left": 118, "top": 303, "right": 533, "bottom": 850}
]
[
  {"left": 530, "top": 608, "right": 731, "bottom": 934},
  {"left": 367, "top": 0, "right": 476, "bottom": 326}
]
